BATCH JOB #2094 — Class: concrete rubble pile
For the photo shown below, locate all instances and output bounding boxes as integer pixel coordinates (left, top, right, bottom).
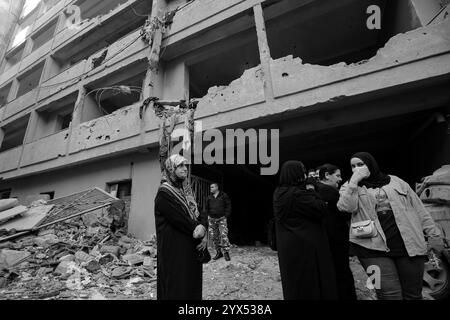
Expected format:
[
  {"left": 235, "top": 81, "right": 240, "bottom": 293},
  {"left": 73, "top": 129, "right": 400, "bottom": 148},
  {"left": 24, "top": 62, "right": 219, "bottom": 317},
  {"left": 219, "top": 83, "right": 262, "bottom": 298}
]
[{"left": 0, "top": 197, "right": 157, "bottom": 300}]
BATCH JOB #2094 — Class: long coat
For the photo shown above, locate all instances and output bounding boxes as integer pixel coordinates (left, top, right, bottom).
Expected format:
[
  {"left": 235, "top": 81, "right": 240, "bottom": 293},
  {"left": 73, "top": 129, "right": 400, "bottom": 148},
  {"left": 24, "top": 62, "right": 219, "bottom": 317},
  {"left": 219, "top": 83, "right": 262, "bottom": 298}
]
[
  {"left": 274, "top": 187, "right": 338, "bottom": 300},
  {"left": 316, "top": 182, "right": 356, "bottom": 300},
  {"left": 154, "top": 188, "right": 207, "bottom": 300}
]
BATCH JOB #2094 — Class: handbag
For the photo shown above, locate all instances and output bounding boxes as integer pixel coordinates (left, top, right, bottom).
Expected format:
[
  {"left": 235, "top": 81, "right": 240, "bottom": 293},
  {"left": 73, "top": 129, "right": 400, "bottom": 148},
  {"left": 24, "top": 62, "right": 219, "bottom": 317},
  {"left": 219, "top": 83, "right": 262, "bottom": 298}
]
[{"left": 350, "top": 219, "right": 378, "bottom": 238}]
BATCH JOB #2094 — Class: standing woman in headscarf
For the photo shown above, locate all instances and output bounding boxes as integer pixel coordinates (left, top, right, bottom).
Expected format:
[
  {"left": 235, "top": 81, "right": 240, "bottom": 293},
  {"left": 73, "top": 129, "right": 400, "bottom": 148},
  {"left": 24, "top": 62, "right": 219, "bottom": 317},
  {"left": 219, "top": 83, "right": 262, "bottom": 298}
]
[
  {"left": 154, "top": 154, "right": 208, "bottom": 300},
  {"left": 273, "top": 160, "right": 338, "bottom": 300},
  {"left": 337, "top": 152, "right": 444, "bottom": 300}
]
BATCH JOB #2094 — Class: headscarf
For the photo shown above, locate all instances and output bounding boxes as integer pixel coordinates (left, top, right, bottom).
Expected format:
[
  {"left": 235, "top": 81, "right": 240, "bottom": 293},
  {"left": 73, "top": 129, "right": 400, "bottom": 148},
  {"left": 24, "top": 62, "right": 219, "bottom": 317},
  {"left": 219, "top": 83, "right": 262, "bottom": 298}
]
[
  {"left": 351, "top": 152, "right": 391, "bottom": 189},
  {"left": 273, "top": 161, "right": 307, "bottom": 221},
  {"left": 162, "top": 154, "right": 187, "bottom": 188},
  {"left": 160, "top": 154, "right": 200, "bottom": 220},
  {"left": 278, "top": 160, "right": 307, "bottom": 186}
]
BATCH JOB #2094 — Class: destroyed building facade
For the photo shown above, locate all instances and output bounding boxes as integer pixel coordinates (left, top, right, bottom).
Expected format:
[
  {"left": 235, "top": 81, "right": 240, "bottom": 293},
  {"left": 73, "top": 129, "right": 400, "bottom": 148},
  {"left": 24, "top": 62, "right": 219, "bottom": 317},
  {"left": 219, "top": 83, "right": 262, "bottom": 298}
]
[{"left": 0, "top": 0, "right": 450, "bottom": 241}]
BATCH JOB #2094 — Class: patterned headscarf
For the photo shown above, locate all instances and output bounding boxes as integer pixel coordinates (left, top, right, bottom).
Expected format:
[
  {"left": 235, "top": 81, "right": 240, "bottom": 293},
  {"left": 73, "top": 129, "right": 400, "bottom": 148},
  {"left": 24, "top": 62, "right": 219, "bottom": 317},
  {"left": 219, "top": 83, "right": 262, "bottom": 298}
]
[
  {"left": 163, "top": 154, "right": 188, "bottom": 187},
  {"left": 160, "top": 154, "right": 200, "bottom": 220}
]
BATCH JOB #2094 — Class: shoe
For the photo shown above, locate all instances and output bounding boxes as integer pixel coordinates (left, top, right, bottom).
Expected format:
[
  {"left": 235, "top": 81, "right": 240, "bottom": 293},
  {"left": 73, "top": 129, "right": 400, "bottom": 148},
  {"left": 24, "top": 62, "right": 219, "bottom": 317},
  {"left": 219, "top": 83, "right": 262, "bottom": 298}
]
[
  {"left": 212, "top": 250, "right": 223, "bottom": 260},
  {"left": 224, "top": 252, "right": 230, "bottom": 261}
]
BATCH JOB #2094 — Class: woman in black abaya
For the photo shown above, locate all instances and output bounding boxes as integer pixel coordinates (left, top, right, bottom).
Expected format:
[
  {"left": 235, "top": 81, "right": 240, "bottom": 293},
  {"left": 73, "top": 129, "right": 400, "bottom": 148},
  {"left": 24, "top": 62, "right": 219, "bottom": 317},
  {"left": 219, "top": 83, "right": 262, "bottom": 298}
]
[
  {"left": 273, "top": 160, "right": 338, "bottom": 299},
  {"left": 154, "top": 154, "right": 208, "bottom": 300}
]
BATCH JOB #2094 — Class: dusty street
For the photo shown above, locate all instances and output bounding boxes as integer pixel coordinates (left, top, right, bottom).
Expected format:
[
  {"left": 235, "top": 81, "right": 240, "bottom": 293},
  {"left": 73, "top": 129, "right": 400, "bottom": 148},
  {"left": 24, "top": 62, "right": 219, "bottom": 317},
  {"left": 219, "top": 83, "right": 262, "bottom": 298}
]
[{"left": 203, "top": 245, "right": 376, "bottom": 300}]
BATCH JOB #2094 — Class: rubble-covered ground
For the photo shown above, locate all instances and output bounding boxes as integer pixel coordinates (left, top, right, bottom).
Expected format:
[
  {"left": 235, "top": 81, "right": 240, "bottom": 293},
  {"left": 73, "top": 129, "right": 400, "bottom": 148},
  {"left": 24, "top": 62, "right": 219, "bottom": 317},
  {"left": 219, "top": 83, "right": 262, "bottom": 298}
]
[
  {"left": 0, "top": 210, "right": 158, "bottom": 300},
  {"left": 1, "top": 229, "right": 377, "bottom": 300},
  {"left": 203, "top": 246, "right": 376, "bottom": 300}
]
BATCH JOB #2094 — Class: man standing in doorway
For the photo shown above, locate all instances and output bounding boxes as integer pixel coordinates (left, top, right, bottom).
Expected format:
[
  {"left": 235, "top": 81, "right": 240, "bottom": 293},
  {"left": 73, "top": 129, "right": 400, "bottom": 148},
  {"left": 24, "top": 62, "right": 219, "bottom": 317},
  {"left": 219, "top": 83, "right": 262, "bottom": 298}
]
[{"left": 205, "top": 183, "right": 232, "bottom": 261}]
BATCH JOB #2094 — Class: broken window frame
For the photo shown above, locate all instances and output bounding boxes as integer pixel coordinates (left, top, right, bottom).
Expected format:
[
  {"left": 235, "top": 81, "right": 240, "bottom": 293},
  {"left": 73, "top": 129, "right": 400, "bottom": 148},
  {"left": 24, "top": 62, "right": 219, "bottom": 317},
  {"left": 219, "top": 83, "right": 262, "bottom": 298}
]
[
  {"left": 0, "top": 82, "right": 14, "bottom": 107},
  {"left": 30, "top": 17, "right": 58, "bottom": 52},
  {"left": 2, "top": 43, "right": 26, "bottom": 72},
  {"left": 106, "top": 180, "right": 132, "bottom": 199},
  {"left": 0, "top": 189, "right": 12, "bottom": 199},
  {"left": 0, "top": 115, "right": 30, "bottom": 153},
  {"left": 16, "top": 61, "right": 45, "bottom": 98},
  {"left": 39, "top": 191, "right": 55, "bottom": 199}
]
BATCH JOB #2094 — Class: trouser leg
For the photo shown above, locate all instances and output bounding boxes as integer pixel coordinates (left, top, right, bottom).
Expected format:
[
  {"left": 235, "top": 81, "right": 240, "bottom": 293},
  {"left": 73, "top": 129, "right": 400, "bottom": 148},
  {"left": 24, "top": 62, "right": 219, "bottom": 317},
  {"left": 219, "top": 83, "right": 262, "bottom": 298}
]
[
  {"left": 395, "top": 256, "right": 426, "bottom": 300},
  {"left": 208, "top": 217, "right": 221, "bottom": 251},
  {"left": 218, "top": 216, "right": 231, "bottom": 252},
  {"left": 359, "top": 256, "right": 403, "bottom": 300}
]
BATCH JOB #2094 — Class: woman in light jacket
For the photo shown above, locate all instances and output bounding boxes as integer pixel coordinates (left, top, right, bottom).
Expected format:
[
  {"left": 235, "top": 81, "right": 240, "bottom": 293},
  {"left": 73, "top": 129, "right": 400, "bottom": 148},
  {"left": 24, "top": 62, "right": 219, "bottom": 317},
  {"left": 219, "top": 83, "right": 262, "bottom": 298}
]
[{"left": 337, "top": 152, "right": 444, "bottom": 300}]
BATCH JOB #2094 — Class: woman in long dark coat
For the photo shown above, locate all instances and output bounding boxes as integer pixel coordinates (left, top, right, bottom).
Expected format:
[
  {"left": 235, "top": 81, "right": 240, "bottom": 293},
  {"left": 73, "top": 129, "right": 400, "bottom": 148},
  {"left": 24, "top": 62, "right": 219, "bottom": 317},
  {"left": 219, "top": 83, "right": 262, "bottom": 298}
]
[
  {"left": 316, "top": 164, "right": 356, "bottom": 300},
  {"left": 273, "top": 160, "right": 338, "bottom": 299},
  {"left": 154, "top": 154, "right": 208, "bottom": 300}
]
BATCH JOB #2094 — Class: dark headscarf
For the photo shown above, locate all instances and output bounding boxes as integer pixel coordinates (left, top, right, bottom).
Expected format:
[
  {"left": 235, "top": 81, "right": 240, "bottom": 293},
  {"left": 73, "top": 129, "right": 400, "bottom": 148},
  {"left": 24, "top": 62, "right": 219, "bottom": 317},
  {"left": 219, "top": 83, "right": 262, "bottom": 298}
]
[
  {"left": 278, "top": 160, "right": 307, "bottom": 186},
  {"left": 351, "top": 152, "right": 391, "bottom": 188},
  {"left": 273, "top": 161, "right": 307, "bottom": 221}
]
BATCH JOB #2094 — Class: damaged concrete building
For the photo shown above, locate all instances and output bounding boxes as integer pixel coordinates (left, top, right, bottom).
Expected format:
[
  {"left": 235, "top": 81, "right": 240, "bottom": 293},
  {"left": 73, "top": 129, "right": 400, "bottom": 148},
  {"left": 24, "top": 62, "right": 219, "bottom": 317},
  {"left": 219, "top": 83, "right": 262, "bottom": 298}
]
[{"left": 0, "top": 0, "right": 450, "bottom": 243}]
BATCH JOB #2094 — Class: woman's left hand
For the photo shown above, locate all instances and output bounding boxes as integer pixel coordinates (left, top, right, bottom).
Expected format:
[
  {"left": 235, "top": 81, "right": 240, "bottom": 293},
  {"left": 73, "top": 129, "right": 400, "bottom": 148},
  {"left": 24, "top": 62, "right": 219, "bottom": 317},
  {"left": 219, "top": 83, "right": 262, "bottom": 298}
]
[
  {"left": 428, "top": 237, "right": 445, "bottom": 254},
  {"left": 196, "top": 237, "right": 208, "bottom": 251}
]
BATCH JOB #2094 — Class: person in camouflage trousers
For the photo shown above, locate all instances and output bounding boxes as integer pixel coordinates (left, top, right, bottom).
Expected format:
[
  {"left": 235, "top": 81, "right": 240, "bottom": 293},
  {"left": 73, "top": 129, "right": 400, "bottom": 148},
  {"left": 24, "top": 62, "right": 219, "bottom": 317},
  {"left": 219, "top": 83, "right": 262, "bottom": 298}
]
[{"left": 205, "top": 183, "right": 232, "bottom": 261}]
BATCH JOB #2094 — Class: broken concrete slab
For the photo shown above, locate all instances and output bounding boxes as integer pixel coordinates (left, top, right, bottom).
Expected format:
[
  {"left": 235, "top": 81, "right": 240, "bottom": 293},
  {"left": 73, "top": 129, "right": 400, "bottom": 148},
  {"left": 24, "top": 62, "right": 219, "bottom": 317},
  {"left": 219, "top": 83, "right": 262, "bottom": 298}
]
[
  {"left": 99, "top": 245, "right": 120, "bottom": 257},
  {"left": 122, "top": 253, "right": 145, "bottom": 266},
  {"left": 33, "top": 234, "right": 60, "bottom": 248},
  {"left": 58, "top": 254, "right": 75, "bottom": 263},
  {"left": 0, "top": 206, "right": 28, "bottom": 225},
  {"left": 74, "top": 251, "right": 93, "bottom": 263},
  {"left": 0, "top": 249, "right": 31, "bottom": 269},
  {"left": 0, "top": 199, "right": 19, "bottom": 212},
  {"left": 84, "top": 260, "right": 101, "bottom": 273},
  {"left": 23, "top": 194, "right": 51, "bottom": 207},
  {"left": 111, "top": 266, "right": 132, "bottom": 279},
  {"left": 54, "top": 261, "right": 76, "bottom": 277},
  {"left": 0, "top": 205, "right": 54, "bottom": 232},
  {"left": 81, "top": 211, "right": 100, "bottom": 228}
]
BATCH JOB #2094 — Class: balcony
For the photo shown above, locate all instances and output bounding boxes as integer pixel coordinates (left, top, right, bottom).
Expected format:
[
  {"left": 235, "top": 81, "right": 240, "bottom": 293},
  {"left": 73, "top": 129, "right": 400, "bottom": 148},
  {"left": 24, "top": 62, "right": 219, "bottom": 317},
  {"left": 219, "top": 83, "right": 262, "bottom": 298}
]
[
  {"left": 3, "top": 89, "right": 39, "bottom": 119},
  {"left": 0, "top": 146, "right": 22, "bottom": 173},
  {"left": 20, "top": 129, "right": 69, "bottom": 167},
  {"left": 52, "top": 0, "right": 151, "bottom": 65}
]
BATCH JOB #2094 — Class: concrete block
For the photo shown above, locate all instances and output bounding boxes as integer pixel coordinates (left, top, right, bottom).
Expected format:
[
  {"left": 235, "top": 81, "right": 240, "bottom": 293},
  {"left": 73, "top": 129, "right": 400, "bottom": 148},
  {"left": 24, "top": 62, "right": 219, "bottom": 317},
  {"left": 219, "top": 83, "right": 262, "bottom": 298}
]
[
  {"left": 0, "top": 199, "right": 19, "bottom": 212},
  {"left": 0, "top": 205, "right": 27, "bottom": 224}
]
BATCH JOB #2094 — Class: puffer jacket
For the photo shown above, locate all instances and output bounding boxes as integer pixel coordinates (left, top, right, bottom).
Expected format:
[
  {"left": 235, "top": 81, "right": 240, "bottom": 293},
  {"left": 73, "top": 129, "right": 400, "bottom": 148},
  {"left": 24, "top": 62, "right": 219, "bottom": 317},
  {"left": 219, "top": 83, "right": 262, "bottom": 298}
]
[{"left": 337, "top": 175, "right": 441, "bottom": 257}]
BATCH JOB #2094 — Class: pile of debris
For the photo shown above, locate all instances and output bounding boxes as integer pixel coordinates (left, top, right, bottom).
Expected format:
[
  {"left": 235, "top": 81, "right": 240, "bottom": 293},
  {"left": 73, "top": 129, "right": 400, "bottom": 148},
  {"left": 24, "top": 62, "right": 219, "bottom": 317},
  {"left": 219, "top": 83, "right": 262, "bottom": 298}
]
[{"left": 0, "top": 189, "right": 157, "bottom": 300}]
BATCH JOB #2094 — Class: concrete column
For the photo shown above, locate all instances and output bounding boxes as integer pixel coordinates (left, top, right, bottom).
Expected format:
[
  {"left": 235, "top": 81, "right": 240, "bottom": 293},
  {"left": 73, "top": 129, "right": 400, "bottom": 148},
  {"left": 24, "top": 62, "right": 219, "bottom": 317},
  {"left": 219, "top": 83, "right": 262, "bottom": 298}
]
[
  {"left": 162, "top": 60, "right": 189, "bottom": 101},
  {"left": 141, "top": 0, "right": 168, "bottom": 100},
  {"left": 23, "top": 110, "right": 39, "bottom": 143},
  {"left": 0, "top": 0, "right": 24, "bottom": 63},
  {"left": 128, "top": 151, "right": 161, "bottom": 239},
  {"left": 71, "top": 86, "right": 86, "bottom": 127},
  {"left": 7, "top": 79, "right": 19, "bottom": 102},
  {"left": 253, "top": 3, "right": 275, "bottom": 102}
]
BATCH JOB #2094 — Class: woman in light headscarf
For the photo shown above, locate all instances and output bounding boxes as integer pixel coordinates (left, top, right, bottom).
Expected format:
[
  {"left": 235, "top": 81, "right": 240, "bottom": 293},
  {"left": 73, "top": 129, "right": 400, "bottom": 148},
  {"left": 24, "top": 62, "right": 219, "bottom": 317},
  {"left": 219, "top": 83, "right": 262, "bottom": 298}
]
[
  {"left": 154, "top": 154, "right": 208, "bottom": 300},
  {"left": 273, "top": 160, "right": 338, "bottom": 299}
]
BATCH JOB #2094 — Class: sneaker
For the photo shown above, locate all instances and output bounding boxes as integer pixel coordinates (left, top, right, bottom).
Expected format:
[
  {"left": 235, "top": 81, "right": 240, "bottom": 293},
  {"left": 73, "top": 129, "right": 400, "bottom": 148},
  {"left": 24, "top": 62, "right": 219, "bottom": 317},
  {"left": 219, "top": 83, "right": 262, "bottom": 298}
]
[{"left": 212, "top": 250, "right": 223, "bottom": 260}]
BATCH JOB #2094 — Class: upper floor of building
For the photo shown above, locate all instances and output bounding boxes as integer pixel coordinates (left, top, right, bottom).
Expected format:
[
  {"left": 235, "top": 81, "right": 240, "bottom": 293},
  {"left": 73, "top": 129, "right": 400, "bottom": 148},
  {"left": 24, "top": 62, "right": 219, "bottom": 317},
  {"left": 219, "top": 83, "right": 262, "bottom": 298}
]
[{"left": 0, "top": 0, "right": 449, "bottom": 181}]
